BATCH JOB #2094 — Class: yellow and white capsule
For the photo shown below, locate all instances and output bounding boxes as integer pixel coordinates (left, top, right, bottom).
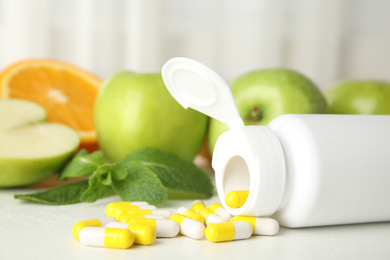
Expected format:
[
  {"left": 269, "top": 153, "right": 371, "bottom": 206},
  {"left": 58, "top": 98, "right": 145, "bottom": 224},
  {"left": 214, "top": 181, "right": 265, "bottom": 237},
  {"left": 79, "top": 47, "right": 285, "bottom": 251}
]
[
  {"left": 126, "top": 209, "right": 172, "bottom": 219},
  {"left": 225, "top": 190, "right": 249, "bottom": 208},
  {"left": 118, "top": 214, "right": 166, "bottom": 223},
  {"left": 199, "top": 209, "right": 224, "bottom": 226},
  {"left": 191, "top": 200, "right": 207, "bottom": 213},
  {"left": 106, "top": 222, "right": 156, "bottom": 245},
  {"left": 113, "top": 205, "right": 157, "bottom": 220},
  {"left": 205, "top": 222, "right": 253, "bottom": 243},
  {"left": 78, "top": 227, "right": 134, "bottom": 249},
  {"left": 208, "top": 203, "right": 232, "bottom": 222},
  {"left": 176, "top": 207, "right": 205, "bottom": 224},
  {"left": 72, "top": 217, "right": 116, "bottom": 240},
  {"left": 169, "top": 214, "right": 205, "bottom": 240},
  {"left": 230, "top": 216, "right": 279, "bottom": 236},
  {"left": 128, "top": 219, "right": 179, "bottom": 238},
  {"left": 106, "top": 201, "right": 149, "bottom": 216}
]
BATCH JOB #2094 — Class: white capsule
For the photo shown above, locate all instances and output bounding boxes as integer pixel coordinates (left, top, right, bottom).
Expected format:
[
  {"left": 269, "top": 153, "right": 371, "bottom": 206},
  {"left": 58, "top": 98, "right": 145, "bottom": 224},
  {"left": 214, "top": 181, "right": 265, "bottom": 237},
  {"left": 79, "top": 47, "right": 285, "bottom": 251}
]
[
  {"left": 230, "top": 216, "right": 279, "bottom": 235},
  {"left": 78, "top": 227, "right": 134, "bottom": 249},
  {"left": 199, "top": 209, "right": 224, "bottom": 226},
  {"left": 72, "top": 217, "right": 116, "bottom": 240},
  {"left": 176, "top": 207, "right": 205, "bottom": 223},
  {"left": 170, "top": 214, "right": 205, "bottom": 239},
  {"left": 118, "top": 214, "right": 166, "bottom": 223},
  {"left": 208, "top": 203, "right": 232, "bottom": 222},
  {"left": 126, "top": 209, "right": 172, "bottom": 219},
  {"left": 128, "top": 219, "right": 179, "bottom": 238},
  {"left": 232, "top": 222, "right": 253, "bottom": 240},
  {"left": 205, "top": 222, "right": 253, "bottom": 242}
]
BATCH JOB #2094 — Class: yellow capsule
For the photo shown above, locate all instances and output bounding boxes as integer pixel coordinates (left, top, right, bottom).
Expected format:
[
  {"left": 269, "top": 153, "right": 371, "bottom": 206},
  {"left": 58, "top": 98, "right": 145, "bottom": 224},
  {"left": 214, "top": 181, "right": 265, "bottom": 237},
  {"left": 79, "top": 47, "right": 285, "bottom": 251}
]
[
  {"left": 208, "top": 203, "right": 232, "bottom": 221},
  {"left": 176, "top": 207, "right": 205, "bottom": 224},
  {"left": 205, "top": 222, "right": 252, "bottom": 243},
  {"left": 126, "top": 209, "right": 172, "bottom": 219},
  {"left": 105, "top": 201, "right": 149, "bottom": 216},
  {"left": 170, "top": 214, "right": 205, "bottom": 239},
  {"left": 225, "top": 190, "right": 249, "bottom": 208},
  {"left": 191, "top": 200, "right": 207, "bottom": 213},
  {"left": 106, "top": 222, "right": 156, "bottom": 245},
  {"left": 199, "top": 209, "right": 224, "bottom": 226},
  {"left": 128, "top": 219, "right": 179, "bottom": 238},
  {"left": 79, "top": 227, "right": 134, "bottom": 249},
  {"left": 230, "top": 216, "right": 279, "bottom": 236},
  {"left": 118, "top": 214, "right": 166, "bottom": 223},
  {"left": 72, "top": 217, "right": 116, "bottom": 240},
  {"left": 113, "top": 205, "right": 157, "bottom": 220}
]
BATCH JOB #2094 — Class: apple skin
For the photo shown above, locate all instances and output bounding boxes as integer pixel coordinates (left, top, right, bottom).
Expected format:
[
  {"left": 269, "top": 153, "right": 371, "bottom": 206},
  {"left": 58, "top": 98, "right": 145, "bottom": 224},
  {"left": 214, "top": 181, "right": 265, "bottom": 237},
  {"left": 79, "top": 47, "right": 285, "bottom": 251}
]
[
  {"left": 325, "top": 80, "right": 390, "bottom": 114},
  {"left": 0, "top": 99, "right": 80, "bottom": 187},
  {"left": 94, "top": 72, "right": 209, "bottom": 162},
  {"left": 0, "top": 149, "right": 76, "bottom": 187},
  {"left": 208, "top": 69, "right": 327, "bottom": 153}
]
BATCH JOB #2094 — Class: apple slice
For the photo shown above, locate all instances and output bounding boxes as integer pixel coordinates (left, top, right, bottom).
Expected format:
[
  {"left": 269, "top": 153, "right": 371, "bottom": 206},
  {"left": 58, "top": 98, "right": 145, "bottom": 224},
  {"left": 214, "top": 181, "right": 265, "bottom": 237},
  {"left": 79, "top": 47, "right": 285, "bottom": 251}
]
[{"left": 0, "top": 99, "right": 80, "bottom": 187}]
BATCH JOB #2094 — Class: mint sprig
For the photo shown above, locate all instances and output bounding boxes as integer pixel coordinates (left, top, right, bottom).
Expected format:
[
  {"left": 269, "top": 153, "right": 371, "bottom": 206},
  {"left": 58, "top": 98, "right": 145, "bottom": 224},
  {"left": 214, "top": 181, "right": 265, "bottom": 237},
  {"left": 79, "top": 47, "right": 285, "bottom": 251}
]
[
  {"left": 124, "top": 148, "right": 213, "bottom": 198},
  {"left": 14, "top": 148, "right": 213, "bottom": 205},
  {"left": 14, "top": 181, "right": 89, "bottom": 205}
]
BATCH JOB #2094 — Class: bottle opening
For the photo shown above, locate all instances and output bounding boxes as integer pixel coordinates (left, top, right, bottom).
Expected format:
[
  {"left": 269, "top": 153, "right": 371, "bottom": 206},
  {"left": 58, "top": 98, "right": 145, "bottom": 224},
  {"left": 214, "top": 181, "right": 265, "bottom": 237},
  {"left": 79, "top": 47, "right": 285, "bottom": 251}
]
[{"left": 222, "top": 155, "right": 250, "bottom": 208}]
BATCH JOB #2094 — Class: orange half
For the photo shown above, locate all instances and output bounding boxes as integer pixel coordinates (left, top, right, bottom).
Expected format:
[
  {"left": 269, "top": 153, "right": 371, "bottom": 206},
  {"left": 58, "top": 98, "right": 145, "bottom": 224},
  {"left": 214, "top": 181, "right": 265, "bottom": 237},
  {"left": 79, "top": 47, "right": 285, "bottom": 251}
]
[{"left": 0, "top": 59, "right": 102, "bottom": 152}]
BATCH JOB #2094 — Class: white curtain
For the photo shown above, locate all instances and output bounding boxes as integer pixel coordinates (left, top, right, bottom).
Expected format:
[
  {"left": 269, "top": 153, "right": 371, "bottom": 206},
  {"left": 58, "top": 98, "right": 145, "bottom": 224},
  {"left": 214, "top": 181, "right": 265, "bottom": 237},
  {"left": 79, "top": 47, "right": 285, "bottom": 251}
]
[{"left": 0, "top": 0, "right": 389, "bottom": 91}]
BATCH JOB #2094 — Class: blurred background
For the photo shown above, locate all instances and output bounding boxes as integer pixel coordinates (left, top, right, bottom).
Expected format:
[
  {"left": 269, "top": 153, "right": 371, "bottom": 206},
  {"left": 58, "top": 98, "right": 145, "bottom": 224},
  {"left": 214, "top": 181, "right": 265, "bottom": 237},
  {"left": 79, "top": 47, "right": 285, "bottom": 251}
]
[{"left": 0, "top": 0, "right": 389, "bottom": 91}]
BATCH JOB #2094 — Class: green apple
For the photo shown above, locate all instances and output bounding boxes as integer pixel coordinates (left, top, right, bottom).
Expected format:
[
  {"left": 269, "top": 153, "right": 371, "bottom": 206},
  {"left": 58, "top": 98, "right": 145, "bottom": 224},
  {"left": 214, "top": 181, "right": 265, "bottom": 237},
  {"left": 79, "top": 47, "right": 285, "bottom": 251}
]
[
  {"left": 94, "top": 71, "right": 208, "bottom": 162},
  {"left": 208, "top": 69, "right": 327, "bottom": 153},
  {"left": 0, "top": 99, "right": 80, "bottom": 187},
  {"left": 325, "top": 80, "right": 390, "bottom": 114}
]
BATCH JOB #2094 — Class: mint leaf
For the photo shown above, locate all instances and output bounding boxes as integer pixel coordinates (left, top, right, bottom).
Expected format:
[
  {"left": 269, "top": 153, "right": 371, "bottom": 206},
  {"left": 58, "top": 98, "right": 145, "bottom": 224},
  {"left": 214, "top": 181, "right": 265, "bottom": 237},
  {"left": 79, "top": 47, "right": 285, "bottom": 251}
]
[
  {"left": 123, "top": 148, "right": 213, "bottom": 198},
  {"left": 111, "top": 160, "right": 167, "bottom": 205},
  {"left": 14, "top": 181, "right": 89, "bottom": 205},
  {"left": 59, "top": 149, "right": 106, "bottom": 180},
  {"left": 79, "top": 168, "right": 110, "bottom": 203}
]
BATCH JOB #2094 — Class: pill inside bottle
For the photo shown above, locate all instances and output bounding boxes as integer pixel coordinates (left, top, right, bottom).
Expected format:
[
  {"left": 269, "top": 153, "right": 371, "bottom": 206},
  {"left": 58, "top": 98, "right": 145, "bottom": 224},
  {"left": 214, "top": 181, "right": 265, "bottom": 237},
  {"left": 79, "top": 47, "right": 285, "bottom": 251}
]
[{"left": 225, "top": 190, "right": 249, "bottom": 208}]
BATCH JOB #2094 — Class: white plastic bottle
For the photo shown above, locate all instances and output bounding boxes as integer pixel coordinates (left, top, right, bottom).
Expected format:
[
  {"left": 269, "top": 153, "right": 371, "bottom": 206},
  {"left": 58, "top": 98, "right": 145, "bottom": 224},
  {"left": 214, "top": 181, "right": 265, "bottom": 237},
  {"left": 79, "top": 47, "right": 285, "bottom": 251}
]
[{"left": 162, "top": 57, "right": 390, "bottom": 228}]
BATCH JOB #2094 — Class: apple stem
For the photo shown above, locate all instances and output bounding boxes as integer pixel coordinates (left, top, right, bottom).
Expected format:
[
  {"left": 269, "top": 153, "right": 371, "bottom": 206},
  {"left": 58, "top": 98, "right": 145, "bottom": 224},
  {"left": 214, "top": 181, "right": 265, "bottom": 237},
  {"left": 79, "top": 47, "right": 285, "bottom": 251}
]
[{"left": 251, "top": 106, "right": 262, "bottom": 120}]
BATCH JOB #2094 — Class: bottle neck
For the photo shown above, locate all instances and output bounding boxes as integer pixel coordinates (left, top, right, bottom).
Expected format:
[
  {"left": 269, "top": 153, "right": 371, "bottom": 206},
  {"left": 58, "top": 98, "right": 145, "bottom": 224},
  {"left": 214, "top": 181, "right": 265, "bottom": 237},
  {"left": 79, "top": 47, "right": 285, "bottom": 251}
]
[{"left": 213, "top": 126, "right": 286, "bottom": 217}]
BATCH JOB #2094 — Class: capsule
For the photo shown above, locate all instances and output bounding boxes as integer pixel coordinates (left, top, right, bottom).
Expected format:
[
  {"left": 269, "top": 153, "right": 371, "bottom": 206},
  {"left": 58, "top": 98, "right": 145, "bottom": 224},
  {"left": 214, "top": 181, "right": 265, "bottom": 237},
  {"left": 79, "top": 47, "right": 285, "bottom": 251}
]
[
  {"left": 205, "top": 222, "right": 253, "bottom": 243},
  {"left": 199, "top": 209, "right": 224, "bottom": 226},
  {"left": 169, "top": 214, "right": 205, "bottom": 240},
  {"left": 72, "top": 217, "right": 116, "bottom": 240},
  {"left": 191, "top": 200, "right": 207, "bottom": 213},
  {"left": 230, "top": 216, "right": 279, "bottom": 236},
  {"left": 208, "top": 203, "right": 232, "bottom": 221},
  {"left": 118, "top": 214, "right": 166, "bottom": 223},
  {"left": 78, "top": 227, "right": 134, "bottom": 249},
  {"left": 225, "top": 190, "right": 249, "bottom": 208},
  {"left": 126, "top": 209, "right": 172, "bottom": 219},
  {"left": 113, "top": 205, "right": 157, "bottom": 220},
  {"left": 106, "top": 222, "right": 156, "bottom": 245},
  {"left": 106, "top": 201, "right": 149, "bottom": 216},
  {"left": 128, "top": 219, "right": 179, "bottom": 238},
  {"left": 176, "top": 207, "right": 205, "bottom": 224}
]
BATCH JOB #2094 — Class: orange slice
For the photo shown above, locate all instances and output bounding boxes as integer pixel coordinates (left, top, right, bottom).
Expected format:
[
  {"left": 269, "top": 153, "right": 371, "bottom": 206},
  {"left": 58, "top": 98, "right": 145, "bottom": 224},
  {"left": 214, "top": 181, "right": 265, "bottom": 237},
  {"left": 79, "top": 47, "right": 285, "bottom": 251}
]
[{"left": 0, "top": 59, "right": 102, "bottom": 152}]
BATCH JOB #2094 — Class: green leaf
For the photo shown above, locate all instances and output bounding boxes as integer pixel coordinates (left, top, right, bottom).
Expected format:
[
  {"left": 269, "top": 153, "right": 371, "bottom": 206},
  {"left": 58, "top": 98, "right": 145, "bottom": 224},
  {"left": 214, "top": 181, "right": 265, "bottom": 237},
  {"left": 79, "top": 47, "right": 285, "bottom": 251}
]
[
  {"left": 110, "top": 162, "right": 129, "bottom": 181},
  {"left": 14, "top": 181, "right": 89, "bottom": 205},
  {"left": 111, "top": 160, "right": 168, "bottom": 205},
  {"left": 79, "top": 168, "right": 112, "bottom": 203},
  {"left": 59, "top": 149, "right": 106, "bottom": 180},
  {"left": 123, "top": 148, "right": 214, "bottom": 198}
]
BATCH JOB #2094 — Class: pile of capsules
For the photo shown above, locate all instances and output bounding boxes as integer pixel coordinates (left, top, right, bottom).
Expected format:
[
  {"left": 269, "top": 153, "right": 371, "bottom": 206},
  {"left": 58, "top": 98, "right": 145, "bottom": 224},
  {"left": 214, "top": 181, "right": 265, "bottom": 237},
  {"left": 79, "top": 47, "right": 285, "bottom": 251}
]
[{"left": 72, "top": 190, "right": 279, "bottom": 249}]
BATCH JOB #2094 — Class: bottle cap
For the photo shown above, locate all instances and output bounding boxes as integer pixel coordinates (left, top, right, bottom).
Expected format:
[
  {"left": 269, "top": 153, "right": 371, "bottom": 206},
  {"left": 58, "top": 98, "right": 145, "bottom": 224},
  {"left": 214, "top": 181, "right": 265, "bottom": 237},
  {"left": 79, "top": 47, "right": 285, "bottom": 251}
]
[{"left": 161, "top": 57, "right": 244, "bottom": 129}]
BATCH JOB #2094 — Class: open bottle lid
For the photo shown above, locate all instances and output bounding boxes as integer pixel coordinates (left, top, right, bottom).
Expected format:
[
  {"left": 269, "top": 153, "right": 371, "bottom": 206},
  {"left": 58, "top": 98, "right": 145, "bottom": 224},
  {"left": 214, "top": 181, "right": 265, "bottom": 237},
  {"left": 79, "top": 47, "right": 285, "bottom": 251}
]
[{"left": 162, "top": 57, "right": 244, "bottom": 129}]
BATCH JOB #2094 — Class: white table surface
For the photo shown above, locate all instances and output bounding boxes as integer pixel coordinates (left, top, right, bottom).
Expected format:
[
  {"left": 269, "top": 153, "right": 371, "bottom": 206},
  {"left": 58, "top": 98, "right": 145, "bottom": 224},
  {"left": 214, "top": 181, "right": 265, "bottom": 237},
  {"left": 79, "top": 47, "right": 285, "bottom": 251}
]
[{"left": 1, "top": 178, "right": 390, "bottom": 260}]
